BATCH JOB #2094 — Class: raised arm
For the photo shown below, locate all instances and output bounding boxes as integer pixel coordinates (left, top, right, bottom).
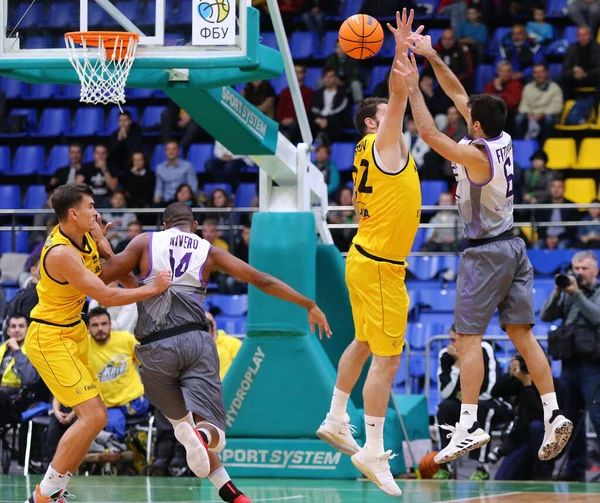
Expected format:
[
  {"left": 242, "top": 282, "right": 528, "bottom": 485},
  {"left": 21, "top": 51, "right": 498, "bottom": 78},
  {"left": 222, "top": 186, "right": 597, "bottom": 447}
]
[
  {"left": 206, "top": 246, "right": 331, "bottom": 339},
  {"left": 395, "top": 53, "right": 491, "bottom": 183},
  {"left": 407, "top": 34, "right": 470, "bottom": 120},
  {"left": 45, "top": 246, "right": 170, "bottom": 307}
]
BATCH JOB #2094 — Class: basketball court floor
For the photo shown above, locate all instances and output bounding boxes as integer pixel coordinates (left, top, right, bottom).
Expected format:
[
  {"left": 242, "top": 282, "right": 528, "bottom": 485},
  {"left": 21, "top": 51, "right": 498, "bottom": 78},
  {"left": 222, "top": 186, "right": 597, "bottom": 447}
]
[{"left": 0, "top": 475, "right": 599, "bottom": 503}]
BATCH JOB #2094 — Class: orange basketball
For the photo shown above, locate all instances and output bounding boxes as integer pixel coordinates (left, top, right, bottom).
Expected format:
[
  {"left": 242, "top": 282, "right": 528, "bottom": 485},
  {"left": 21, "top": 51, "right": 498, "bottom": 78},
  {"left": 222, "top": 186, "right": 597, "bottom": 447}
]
[
  {"left": 418, "top": 452, "right": 440, "bottom": 479},
  {"left": 338, "top": 14, "right": 384, "bottom": 60}
]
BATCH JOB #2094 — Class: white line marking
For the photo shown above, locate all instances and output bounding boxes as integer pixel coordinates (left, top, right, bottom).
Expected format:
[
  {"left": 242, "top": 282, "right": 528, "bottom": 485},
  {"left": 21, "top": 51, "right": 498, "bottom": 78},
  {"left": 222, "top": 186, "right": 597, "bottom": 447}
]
[{"left": 429, "top": 491, "right": 522, "bottom": 503}]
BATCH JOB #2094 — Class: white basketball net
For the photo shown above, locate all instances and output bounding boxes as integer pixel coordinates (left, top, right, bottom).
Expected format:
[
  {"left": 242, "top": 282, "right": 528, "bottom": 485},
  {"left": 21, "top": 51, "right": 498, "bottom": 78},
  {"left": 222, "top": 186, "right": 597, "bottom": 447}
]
[{"left": 64, "top": 33, "right": 138, "bottom": 109}]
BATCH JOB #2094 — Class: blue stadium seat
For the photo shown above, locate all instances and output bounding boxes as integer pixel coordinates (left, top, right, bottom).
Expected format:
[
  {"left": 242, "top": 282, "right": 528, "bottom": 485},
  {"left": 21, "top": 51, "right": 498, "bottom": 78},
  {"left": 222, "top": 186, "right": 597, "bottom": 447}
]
[
  {"left": 23, "top": 185, "right": 47, "bottom": 210},
  {"left": 31, "top": 108, "right": 70, "bottom": 137},
  {"left": 3, "top": 108, "right": 37, "bottom": 136},
  {"left": 206, "top": 294, "right": 248, "bottom": 316},
  {"left": 342, "top": 0, "right": 363, "bottom": 18},
  {"left": 203, "top": 183, "right": 232, "bottom": 197},
  {"left": 330, "top": 143, "right": 355, "bottom": 171},
  {"left": 56, "top": 84, "right": 81, "bottom": 100},
  {"left": 141, "top": 106, "right": 166, "bottom": 131},
  {"left": 428, "top": 28, "right": 444, "bottom": 47},
  {"left": 0, "top": 231, "right": 29, "bottom": 254},
  {"left": 260, "top": 32, "right": 278, "bottom": 50},
  {"left": 406, "top": 322, "right": 441, "bottom": 350},
  {"left": 186, "top": 143, "right": 213, "bottom": 174},
  {"left": 270, "top": 73, "right": 288, "bottom": 95},
  {"left": 10, "top": 2, "right": 44, "bottom": 29},
  {"left": 418, "top": 288, "right": 455, "bottom": 312},
  {"left": 545, "top": 39, "right": 569, "bottom": 57},
  {"left": 551, "top": 359, "right": 562, "bottom": 378},
  {"left": 421, "top": 180, "right": 447, "bottom": 206},
  {"left": 547, "top": 0, "right": 568, "bottom": 17},
  {"left": 290, "top": 32, "right": 317, "bottom": 59},
  {"left": 44, "top": 2, "right": 78, "bottom": 28},
  {"left": 368, "top": 66, "right": 389, "bottom": 94},
  {"left": 4, "top": 287, "right": 20, "bottom": 303},
  {"left": 317, "top": 31, "right": 340, "bottom": 58},
  {"left": 548, "top": 63, "right": 563, "bottom": 82},
  {"left": 487, "top": 27, "right": 512, "bottom": 57},
  {"left": 67, "top": 107, "right": 104, "bottom": 137},
  {"left": 10, "top": 145, "right": 44, "bottom": 176},
  {"left": 215, "top": 315, "right": 247, "bottom": 335},
  {"left": 475, "top": 64, "right": 495, "bottom": 94},
  {"left": 106, "top": 2, "right": 142, "bottom": 26},
  {"left": 0, "top": 185, "right": 20, "bottom": 209},
  {"left": 533, "top": 286, "right": 553, "bottom": 313},
  {"left": 0, "top": 146, "right": 10, "bottom": 174},
  {"left": 393, "top": 357, "right": 408, "bottom": 392},
  {"left": 23, "top": 35, "right": 53, "bottom": 50},
  {"left": 139, "top": 1, "right": 156, "bottom": 27},
  {"left": 563, "top": 26, "right": 578, "bottom": 44},
  {"left": 408, "top": 256, "right": 442, "bottom": 281},
  {"left": 1, "top": 77, "right": 27, "bottom": 99},
  {"left": 126, "top": 87, "right": 156, "bottom": 99},
  {"left": 41, "top": 145, "right": 68, "bottom": 176},
  {"left": 485, "top": 323, "right": 503, "bottom": 335},
  {"left": 172, "top": 0, "right": 193, "bottom": 25},
  {"left": 440, "top": 255, "right": 460, "bottom": 276},
  {"left": 513, "top": 139, "right": 539, "bottom": 169},
  {"left": 24, "top": 83, "right": 60, "bottom": 100},
  {"left": 528, "top": 249, "right": 575, "bottom": 275},
  {"left": 235, "top": 183, "right": 257, "bottom": 208},
  {"left": 411, "top": 228, "right": 426, "bottom": 252},
  {"left": 83, "top": 145, "right": 95, "bottom": 164},
  {"left": 304, "top": 67, "right": 321, "bottom": 90},
  {"left": 88, "top": 2, "right": 110, "bottom": 27},
  {"left": 102, "top": 106, "right": 138, "bottom": 135}
]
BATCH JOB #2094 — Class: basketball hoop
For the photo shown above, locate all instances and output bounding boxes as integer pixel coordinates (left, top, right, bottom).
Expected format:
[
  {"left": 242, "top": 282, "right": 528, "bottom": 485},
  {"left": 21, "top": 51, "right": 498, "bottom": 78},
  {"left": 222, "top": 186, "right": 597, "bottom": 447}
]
[{"left": 64, "top": 31, "right": 139, "bottom": 109}]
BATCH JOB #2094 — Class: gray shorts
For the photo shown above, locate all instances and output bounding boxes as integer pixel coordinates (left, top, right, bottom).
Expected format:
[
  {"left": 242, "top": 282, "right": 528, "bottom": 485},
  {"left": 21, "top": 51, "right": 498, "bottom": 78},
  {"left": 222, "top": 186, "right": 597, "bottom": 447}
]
[
  {"left": 455, "top": 237, "right": 535, "bottom": 334},
  {"left": 135, "top": 330, "right": 226, "bottom": 430}
]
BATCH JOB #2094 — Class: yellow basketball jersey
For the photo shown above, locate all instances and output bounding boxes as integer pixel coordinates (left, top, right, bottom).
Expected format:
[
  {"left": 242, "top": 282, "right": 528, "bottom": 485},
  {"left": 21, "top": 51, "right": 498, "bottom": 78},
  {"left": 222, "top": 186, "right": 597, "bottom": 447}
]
[
  {"left": 352, "top": 134, "right": 422, "bottom": 261},
  {"left": 31, "top": 225, "right": 102, "bottom": 326}
]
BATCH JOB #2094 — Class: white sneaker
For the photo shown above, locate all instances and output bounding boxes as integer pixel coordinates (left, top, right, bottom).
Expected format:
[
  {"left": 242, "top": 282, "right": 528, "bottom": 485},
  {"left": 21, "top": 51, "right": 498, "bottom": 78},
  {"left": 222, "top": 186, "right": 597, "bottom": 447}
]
[
  {"left": 351, "top": 447, "right": 402, "bottom": 497},
  {"left": 539, "top": 409, "right": 573, "bottom": 461},
  {"left": 316, "top": 413, "right": 361, "bottom": 455},
  {"left": 434, "top": 422, "right": 491, "bottom": 465},
  {"left": 174, "top": 422, "right": 210, "bottom": 478}
]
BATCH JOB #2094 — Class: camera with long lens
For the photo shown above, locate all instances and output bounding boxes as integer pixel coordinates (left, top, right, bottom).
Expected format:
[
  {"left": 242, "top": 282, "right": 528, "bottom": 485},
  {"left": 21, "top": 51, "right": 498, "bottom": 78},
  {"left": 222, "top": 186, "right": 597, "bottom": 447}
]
[{"left": 555, "top": 273, "right": 584, "bottom": 290}]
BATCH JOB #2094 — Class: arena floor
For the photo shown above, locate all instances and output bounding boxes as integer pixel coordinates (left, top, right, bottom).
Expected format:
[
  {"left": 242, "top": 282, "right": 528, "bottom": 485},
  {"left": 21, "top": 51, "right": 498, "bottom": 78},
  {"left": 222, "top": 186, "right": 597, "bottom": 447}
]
[{"left": 1, "top": 476, "right": 599, "bottom": 502}]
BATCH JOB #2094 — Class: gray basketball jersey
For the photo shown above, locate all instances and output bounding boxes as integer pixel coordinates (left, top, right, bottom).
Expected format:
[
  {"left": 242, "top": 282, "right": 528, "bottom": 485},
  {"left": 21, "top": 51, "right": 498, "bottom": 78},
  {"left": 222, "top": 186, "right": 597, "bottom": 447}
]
[
  {"left": 452, "top": 132, "right": 514, "bottom": 240},
  {"left": 135, "top": 228, "right": 211, "bottom": 341}
]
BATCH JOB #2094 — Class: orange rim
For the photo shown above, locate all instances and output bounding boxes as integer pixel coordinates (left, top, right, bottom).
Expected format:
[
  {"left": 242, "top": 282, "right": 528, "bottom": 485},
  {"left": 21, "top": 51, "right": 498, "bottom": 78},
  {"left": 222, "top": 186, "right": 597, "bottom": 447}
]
[{"left": 65, "top": 31, "right": 139, "bottom": 59}]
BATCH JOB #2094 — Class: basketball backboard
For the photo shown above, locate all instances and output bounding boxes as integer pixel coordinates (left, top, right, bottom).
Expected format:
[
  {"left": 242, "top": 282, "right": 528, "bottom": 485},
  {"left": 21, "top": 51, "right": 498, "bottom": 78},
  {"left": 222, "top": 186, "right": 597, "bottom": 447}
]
[{"left": 1, "top": 0, "right": 252, "bottom": 67}]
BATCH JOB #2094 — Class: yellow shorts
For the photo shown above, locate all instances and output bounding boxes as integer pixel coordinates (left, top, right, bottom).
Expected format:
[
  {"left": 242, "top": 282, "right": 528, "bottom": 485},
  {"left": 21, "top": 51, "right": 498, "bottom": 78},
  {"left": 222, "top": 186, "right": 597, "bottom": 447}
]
[
  {"left": 25, "top": 319, "right": 99, "bottom": 408},
  {"left": 346, "top": 245, "right": 409, "bottom": 357}
]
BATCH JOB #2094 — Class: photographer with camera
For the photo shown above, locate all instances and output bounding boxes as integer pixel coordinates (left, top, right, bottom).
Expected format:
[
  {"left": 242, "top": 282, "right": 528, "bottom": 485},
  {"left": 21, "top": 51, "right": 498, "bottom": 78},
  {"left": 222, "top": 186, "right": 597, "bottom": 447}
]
[
  {"left": 540, "top": 250, "right": 600, "bottom": 481},
  {"left": 490, "top": 354, "right": 564, "bottom": 480}
]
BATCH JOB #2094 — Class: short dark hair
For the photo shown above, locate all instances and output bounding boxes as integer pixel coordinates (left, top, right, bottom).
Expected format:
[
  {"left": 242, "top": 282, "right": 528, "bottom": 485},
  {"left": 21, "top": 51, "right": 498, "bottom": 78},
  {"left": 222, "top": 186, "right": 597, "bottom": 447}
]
[
  {"left": 69, "top": 141, "right": 83, "bottom": 151},
  {"left": 354, "top": 97, "right": 388, "bottom": 136},
  {"left": 8, "top": 313, "right": 28, "bottom": 325},
  {"left": 530, "top": 149, "right": 548, "bottom": 163},
  {"left": 467, "top": 94, "right": 506, "bottom": 138},
  {"left": 88, "top": 307, "right": 110, "bottom": 323},
  {"left": 119, "top": 111, "right": 132, "bottom": 119},
  {"left": 51, "top": 183, "right": 94, "bottom": 221},
  {"left": 551, "top": 174, "right": 565, "bottom": 183},
  {"left": 163, "top": 202, "right": 194, "bottom": 226},
  {"left": 165, "top": 139, "right": 179, "bottom": 148},
  {"left": 128, "top": 220, "right": 142, "bottom": 228},
  {"left": 322, "top": 67, "right": 336, "bottom": 78},
  {"left": 450, "top": 324, "right": 456, "bottom": 334}
]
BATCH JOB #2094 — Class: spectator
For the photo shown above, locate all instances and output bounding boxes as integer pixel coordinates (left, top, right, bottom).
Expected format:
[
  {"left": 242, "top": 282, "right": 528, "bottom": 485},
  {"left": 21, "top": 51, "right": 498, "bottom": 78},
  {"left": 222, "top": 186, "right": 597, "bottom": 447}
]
[
  {"left": 161, "top": 100, "right": 202, "bottom": 149},
  {"left": 88, "top": 283, "right": 138, "bottom": 335},
  {"left": 484, "top": 61, "right": 523, "bottom": 129},
  {"left": 438, "top": 106, "right": 468, "bottom": 180},
  {"left": 4, "top": 255, "right": 40, "bottom": 326},
  {"left": 314, "top": 144, "right": 340, "bottom": 198},
  {"left": 438, "top": 0, "right": 468, "bottom": 33},
  {"left": 325, "top": 41, "right": 364, "bottom": 103},
  {"left": 491, "top": 354, "right": 563, "bottom": 481},
  {"left": 49, "top": 142, "right": 84, "bottom": 190},
  {"left": 561, "top": 26, "right": 600, "bottom": 101},
  {"left": 576, "top": 200, "right": 600, "bottom": 248},
  {"left": 123, "top": 151, "right": 156, "bottom": 209},
  {"left": 87, "top": 307, "right": 148, "bottom": 439},
  {"left": 522, "top": 151, "right": 552, "bottom": 204},
  {"left": 569, "top": 0, "right": 600, "bottom": 36},
  {"left": 361, "top": 0, "right": 419, "bottom": 18},
  {"left": 456, "top": 5, "right": 488, "bottom": 62},
  {"left": 108, "top": 111, "right": 143, "bottom": 171},
  {"left": 540, "top": 250, "right": 600, "bottom": 481},
  {"left": 103, "top": 190, "right": 138, "bottom": 249},
  {"left": 278, "top": 0, "right": 303, "bottom": 34},
  {"left": 328, "top": 187, "right": 357, "bottom": 252},
  {"left": 175, "top": 183, "right": 197, "bottom": 207},
  {"left": 81, "top": 144, "right": 119, "bottom": 208},
  {"left": 115, "top": 220, "right": 142, "bottom": 254},
  {"left": 276, "top": 64, "right": 313, "bottom": 144},
  {"left": 310, "top": 69, "right": 350, "bottom": 144},
  {"left": 415, "top": 75, "right": 453, "bottom": 130},
  {"left": 303, "top": 0, "right": 338, "bottom": 47},
  {"left": 421, "top": 193, "right": 465, "bottom": 252},
  {"left": 154, "top": 140, "right": 198, "bottom": 204},
  {"left": 515, "top": 64, "right": 564, "bottom": 141},
  {"left": 241, "top": 80, "right": 276, "bottom": 119},
  {"left": 205, "top": 311, "right": 242, "bottom": 379},
  {"left": 535, "top": 178, "right": 580, "bottom": 249},
  {"left": 423, "top": 29, "right": 474, "bottom": 94},
  {"left": 434, "top": 324, "right": 509, "bottom": 480},
  {"left": 205, "top": 141, "right": 253, "bottom": 188},
  {"left": 403, "top": 117, "right": 431, "bottom": 172},
  {"left": 43, "top": 398, "right": 76, "bottom": 467},
  {"left": 201, "top": 219, "right": 228, "bottom": 251},
  {"left": 372, "top": 70, "right": 390, "bottom": 99},
  {"left": 31, "top": 188, "right": 57, "bottom": 249},
  {"left": 234, "top": 224, "right": 250, "bottom": 264},
  {"left": 526, "top": 7, "right": 555, "bottom": 46},
  {"left": 499, "top": 24, "right": 543, "bottom": 79}
]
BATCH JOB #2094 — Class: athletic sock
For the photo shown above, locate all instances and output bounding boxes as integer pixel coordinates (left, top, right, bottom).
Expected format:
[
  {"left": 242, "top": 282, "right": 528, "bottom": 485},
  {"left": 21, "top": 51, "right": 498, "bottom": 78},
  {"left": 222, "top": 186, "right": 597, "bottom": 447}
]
[
  {"left": 209, "top": 467, "right": 244, "bottom": 503},
  {"left": 198, "top": 428, "right": 212, "bottom": 445},
  {"left": 166, "top": 411, "right": 195, "bottom": 429},
  {"left": 328, "top": 387, "right": 350, "bottom": 422},
  {"left": 364, "top": 415, "right": 385, "bottom": 458},
  {"left": 39, "top": 464, "right": 68, "bottom": 497},
  {"left": 459, "top": 404, "right": 478, "bottom": 430},
  {"left": 541, "top": 392, "right": 559, "bottom": 423}
]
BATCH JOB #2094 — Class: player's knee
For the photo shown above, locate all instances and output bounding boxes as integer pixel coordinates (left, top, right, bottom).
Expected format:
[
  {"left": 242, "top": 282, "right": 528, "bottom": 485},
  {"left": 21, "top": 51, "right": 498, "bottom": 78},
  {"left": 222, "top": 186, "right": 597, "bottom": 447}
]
[
  {"left": 372, "top": 354, "right": 401, "bottom": 378},
  {"left": 351, "top": 339, "right": 371, "bottom": 358},
  {"left": 209, "top": 426, "right": 226, "bottom": 453}
]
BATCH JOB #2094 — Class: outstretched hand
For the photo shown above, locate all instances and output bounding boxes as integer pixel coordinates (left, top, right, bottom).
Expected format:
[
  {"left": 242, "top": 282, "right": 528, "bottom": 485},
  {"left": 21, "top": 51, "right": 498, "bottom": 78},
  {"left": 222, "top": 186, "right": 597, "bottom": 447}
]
[
  {"left": 308, "top": 304, "right": 332, "bottom": 340},
  {"left": 387, "top": 9, "right": 424, "bottom": 45},
  {"left": 393, "top": 52, "right": 420, "bottom": 90},
  {"left": 90, "top": 214, "right": 112, "bottom": 242},
  {"left": 405, "top": 33, "right": 436, "bottom": 59}
]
